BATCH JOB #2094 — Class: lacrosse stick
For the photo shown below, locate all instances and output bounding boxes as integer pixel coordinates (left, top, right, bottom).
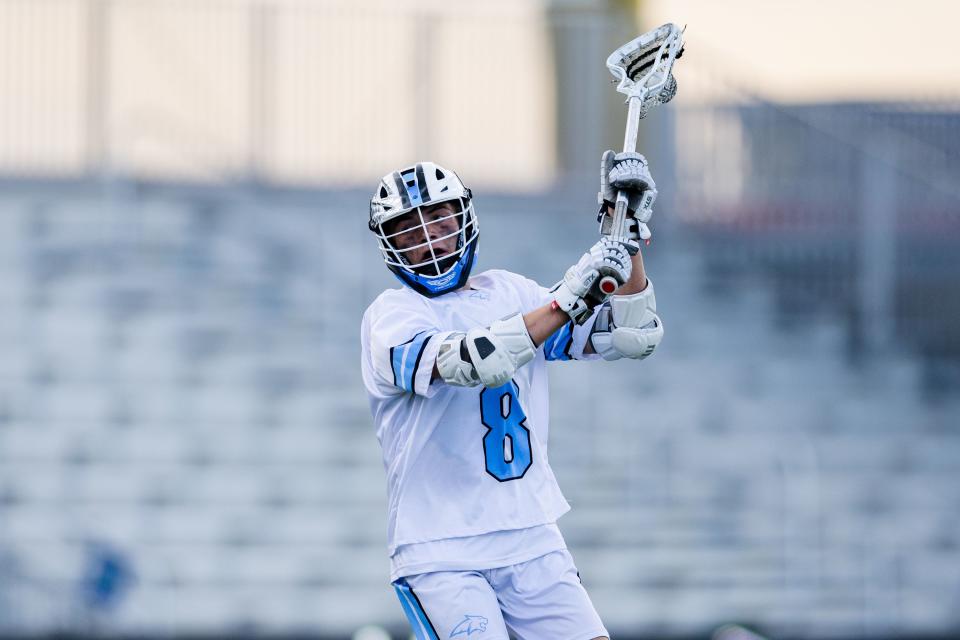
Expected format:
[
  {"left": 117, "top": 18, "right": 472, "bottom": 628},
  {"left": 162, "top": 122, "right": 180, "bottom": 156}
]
[{"left": 594, "top": 23, "right": 685, "bottom": 298}]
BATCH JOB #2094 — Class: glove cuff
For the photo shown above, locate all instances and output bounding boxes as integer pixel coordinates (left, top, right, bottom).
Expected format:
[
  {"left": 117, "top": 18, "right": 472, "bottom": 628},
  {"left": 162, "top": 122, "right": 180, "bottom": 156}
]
[{"left": 552, "top": 283, "right": 594, "bottom": 325}]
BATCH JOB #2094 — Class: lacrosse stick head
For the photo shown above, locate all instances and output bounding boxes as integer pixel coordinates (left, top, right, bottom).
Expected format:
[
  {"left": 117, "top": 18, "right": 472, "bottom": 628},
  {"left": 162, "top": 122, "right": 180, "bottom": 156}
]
[{"left": 607, "top": 23, "right": 685, "bottom": 118}]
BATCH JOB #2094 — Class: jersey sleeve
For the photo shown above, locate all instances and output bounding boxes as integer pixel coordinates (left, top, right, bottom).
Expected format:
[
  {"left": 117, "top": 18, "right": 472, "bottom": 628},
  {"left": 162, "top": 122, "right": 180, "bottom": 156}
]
[
  {"left": 504, "top": 271, "right": 602, "bottom": 362},
  {"left": 362, "top": 299, "right": 455, "bottom": 398},
  {"left": 540, "top": 307, "right": 602, "bottom": 361}
]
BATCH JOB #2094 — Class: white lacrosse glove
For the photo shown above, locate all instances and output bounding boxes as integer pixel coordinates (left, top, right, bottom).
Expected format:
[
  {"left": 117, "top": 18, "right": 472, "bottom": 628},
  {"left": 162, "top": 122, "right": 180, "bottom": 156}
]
[
  {"left": 551, "top": 238, "right": 632, "bottom": 324},
  {"left": 590, "top": 279, "right": 663, "bottom": 361},
  {"left": 598, "top": 150, "right": 658, "bottom": 242}
]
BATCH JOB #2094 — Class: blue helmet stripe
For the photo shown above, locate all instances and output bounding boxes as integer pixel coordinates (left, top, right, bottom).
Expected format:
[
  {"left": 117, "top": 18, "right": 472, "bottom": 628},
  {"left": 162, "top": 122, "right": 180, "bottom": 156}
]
[
  {"left": 415, "top": 163, "right": 431, "bottom": 203},
  {"left": 400, "top": 168, "right": 422, "bottom": 207},
  {"left": 393, "top": 172, "right": 412, "bottom": 208}
]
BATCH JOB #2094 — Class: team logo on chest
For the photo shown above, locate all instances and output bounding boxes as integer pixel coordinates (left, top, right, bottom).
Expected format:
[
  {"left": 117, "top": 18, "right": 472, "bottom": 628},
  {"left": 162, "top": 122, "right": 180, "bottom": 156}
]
[{"left": 450, "top": 614, "right": 488, "bottom": 637}]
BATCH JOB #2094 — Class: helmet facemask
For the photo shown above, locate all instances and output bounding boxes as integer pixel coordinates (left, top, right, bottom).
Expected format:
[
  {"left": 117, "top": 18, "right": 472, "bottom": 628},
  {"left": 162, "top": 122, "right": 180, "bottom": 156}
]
[{"left": 375, "top": 197, "right": 477, "bottom": 278}]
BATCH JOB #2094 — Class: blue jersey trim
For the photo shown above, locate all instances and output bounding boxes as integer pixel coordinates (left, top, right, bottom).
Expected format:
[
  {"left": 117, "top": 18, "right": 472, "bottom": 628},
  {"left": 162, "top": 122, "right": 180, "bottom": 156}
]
[
  {"left": 543, "top": 321, "right": 574, "bottom": 361},
  {"left": 393, "top": 578, "right": 440, "bottom": 640},
  {"left": 390, "top": 331, "right": 431, "bottom": 393}
]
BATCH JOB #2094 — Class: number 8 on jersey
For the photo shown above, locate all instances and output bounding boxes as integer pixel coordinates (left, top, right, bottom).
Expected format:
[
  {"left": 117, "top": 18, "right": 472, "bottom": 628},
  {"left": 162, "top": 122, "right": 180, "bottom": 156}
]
[{"left": 480, "top": 381, "right": 532, "bottom": 482}]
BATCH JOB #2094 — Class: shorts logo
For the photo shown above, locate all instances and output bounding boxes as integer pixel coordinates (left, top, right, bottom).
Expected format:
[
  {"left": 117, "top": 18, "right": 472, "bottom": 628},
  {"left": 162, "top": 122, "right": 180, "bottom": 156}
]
[{"left": 450, "top": 614, "right": 488, "bottom": 637}]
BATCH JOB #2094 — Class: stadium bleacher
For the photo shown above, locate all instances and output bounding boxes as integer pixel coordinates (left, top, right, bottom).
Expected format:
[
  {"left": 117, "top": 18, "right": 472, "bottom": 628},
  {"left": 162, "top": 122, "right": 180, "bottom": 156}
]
[{"left": 0, "top": 185, "right": 958, "bottom": 638}]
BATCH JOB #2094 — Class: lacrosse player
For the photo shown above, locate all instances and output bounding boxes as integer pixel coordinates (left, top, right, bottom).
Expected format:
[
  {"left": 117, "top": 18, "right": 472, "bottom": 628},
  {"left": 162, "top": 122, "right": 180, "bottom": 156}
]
[{"left": 360, "top": 153, "right": 662, "bottom": 640}]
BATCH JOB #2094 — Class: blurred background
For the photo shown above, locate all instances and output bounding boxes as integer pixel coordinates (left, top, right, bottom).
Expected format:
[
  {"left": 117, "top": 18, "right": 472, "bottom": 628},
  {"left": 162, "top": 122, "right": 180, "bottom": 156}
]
[{"left": 1, "top": 0, "right": 958, "bottom": 638}]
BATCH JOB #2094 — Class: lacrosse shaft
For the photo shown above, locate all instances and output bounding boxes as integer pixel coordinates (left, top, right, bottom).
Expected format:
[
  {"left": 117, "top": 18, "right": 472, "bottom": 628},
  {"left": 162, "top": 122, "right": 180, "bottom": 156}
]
[
  {"left": 612, "top": 96, "right": 643, "bottom": 237},
  {"left": 622, "top": 95, "right": 643, "bottom": 153},
  {"left": 596, "top": 95, "right": 644, "bottom": 297},
  {"left": 608, "top": 95, "right": 643, "bottom": 244}
]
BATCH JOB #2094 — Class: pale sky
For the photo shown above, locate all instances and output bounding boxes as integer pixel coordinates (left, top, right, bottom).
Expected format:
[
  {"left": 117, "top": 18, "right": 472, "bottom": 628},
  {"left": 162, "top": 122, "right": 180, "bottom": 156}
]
[{"left": 642, "top": 0, "right": 960, "bottom": 102}]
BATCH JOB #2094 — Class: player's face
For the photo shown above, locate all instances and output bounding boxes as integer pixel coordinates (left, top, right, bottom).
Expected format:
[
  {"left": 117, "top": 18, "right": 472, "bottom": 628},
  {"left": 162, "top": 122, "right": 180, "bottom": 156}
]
[{"left": 386, "top": 201, "right": 461, "bottom": 273}]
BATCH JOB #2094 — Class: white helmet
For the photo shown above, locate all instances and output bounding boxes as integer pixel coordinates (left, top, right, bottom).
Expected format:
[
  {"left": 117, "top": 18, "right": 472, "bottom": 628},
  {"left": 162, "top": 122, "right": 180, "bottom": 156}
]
[{"left": 368, "top": 162, "right": 479, "bottom": 297}]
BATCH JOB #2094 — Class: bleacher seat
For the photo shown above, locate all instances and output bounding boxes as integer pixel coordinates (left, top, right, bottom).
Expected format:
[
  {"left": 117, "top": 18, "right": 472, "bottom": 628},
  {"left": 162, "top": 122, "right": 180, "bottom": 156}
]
[{"left": 0, "top": 188, "right": 957, "bottom": 638}]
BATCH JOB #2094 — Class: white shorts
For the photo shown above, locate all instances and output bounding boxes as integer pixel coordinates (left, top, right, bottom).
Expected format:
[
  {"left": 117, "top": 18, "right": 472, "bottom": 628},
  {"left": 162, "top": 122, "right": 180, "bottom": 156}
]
[{"left": 392, "top": 549, "right": 608, "bottom": 640}]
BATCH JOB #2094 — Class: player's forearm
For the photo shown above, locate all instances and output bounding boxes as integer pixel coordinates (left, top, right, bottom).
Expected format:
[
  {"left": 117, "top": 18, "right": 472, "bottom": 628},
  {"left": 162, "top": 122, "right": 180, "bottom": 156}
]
[
  {"left": 430, "top": 303, "right": 567, "bottom": 381},
  {"left": 522, "top": 303, "right": 570, "bottom": 347},
  {"left": 616, "top": 250, "right": 648, "bottom": 296}
]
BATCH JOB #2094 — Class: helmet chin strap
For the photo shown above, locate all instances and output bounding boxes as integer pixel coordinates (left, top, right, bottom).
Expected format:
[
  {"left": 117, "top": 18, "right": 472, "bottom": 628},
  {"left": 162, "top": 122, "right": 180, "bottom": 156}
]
[{"left": 435, "top": 254, "right": 459, "bottom": 274}]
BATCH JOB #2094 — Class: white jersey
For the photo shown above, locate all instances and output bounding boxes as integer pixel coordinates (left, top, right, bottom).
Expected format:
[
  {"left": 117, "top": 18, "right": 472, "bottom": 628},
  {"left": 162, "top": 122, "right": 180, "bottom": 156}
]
[{"left": 360, "top": 269, "right": 599, "bottom": 574}]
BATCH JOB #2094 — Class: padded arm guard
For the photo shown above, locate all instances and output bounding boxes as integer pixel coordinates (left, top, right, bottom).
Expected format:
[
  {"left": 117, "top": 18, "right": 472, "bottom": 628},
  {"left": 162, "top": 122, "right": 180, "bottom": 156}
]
[
  {"left": 435, "top": 313, "right": 537, "bottom": 388},
  {"left": 436, "top": 332, "right": 479, "bottom": 387},
  {"left": 590, "top": 278, "right": 663, "bottom": 361}
]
